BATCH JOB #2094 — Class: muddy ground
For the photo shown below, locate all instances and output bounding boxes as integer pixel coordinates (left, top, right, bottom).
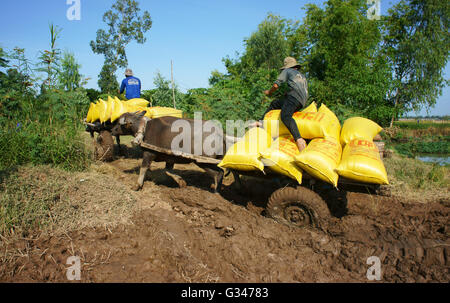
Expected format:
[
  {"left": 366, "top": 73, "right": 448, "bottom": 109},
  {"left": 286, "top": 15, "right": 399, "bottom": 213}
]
[{"left": 0, "top": 147, "right": 449, "bottom": 283}]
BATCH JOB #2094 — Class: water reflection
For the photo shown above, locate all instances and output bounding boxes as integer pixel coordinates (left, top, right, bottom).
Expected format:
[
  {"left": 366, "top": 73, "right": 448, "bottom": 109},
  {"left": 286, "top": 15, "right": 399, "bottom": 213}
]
[{"left": 416, "top": 154, "right": 450, "bottom": 166}]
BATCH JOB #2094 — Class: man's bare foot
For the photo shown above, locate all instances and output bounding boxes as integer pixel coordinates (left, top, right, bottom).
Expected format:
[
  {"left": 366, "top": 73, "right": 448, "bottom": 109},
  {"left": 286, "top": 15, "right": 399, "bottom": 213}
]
[{"left": 296, "top": 138, "right": 307, "bottom": 152}]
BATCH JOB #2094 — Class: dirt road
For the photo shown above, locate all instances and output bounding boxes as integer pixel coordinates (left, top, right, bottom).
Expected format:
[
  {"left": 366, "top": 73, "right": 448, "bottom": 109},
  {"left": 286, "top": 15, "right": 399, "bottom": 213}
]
[{"left": 0, "top": 156, "right": 448, "bottom": 282}]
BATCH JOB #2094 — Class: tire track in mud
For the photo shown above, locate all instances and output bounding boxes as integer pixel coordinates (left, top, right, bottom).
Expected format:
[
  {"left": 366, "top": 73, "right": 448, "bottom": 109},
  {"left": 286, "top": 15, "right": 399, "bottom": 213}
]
[
  {"left": 322, "top": 192, "right": 449, "bottom": 282},
  {"left": 165, "top": 184, "right": 449, "bottom": 282}
]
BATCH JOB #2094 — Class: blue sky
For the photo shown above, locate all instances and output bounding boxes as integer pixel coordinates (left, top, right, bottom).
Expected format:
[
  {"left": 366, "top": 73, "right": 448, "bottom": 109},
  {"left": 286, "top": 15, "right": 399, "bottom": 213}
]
[{"left": 1, "top": 0, "right": 448, "bottom": 116}]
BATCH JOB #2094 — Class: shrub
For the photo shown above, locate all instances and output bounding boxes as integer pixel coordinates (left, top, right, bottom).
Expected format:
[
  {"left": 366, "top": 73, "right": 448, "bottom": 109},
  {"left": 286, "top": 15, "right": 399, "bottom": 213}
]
[
  {"left": 0, "top": 119, "right": 90, "bottom": 172},
  {"left": 34, "top": 89, "right": 90, "bottom": 122}
]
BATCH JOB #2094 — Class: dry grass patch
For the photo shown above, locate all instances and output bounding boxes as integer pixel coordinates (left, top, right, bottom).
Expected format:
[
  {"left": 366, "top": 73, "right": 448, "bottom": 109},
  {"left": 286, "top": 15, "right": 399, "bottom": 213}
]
[
  {"left": 0, "top": 165, "right": 137, "bottom": 238},
  {"left": 384, "top": 154, "right": 450, "bottom": 203}
]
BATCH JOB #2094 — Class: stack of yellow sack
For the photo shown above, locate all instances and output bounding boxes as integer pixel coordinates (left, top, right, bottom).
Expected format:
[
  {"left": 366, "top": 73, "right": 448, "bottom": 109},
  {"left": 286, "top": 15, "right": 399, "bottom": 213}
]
[
  {"left": 143, "top": 106, "right": 183, "bottom": 119},
  {"left": 291, "top": 104, "right": 343, "bottom": 186},
  {"left": 218, "top": 127, "right": 272, "bottom": 172},
  {"left": 336, "top": 117, "right": 389, "bottom": 185},
  {"left": 261, "top": 136, "right": 303, "bottom": 184},
  {"left": 85, "top": 96, "right": 183, "bottom": 123},
  {"left": 263, "top": 102, "right": 341, "bottom": 140},
  {"left": 219, "top": 102, "right": 343, "bottom": 185},
  {"left": 223, "top": 102, "right": 388, "bottom": 186},
  {"left": 260, "top": 102, "right": 343, "bottom": 185},
  {"left": 294, "top": 136, "right": 342, "bottom": 187}
]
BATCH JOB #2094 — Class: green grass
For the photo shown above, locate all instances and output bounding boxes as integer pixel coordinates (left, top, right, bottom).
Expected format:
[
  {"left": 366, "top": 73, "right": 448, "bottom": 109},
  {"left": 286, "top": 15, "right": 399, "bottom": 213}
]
[
  {"left": 383, "top": 124, "right": 450, "bottom": 157},
  {"left": 394, "top": 121, "right": 450, "bottom": 130},
  {"left": 0, "top": 119, "right": 91, "bottom": 171},
  {"left": 392, "top": 140, "right": 450, "bottom": 157}
]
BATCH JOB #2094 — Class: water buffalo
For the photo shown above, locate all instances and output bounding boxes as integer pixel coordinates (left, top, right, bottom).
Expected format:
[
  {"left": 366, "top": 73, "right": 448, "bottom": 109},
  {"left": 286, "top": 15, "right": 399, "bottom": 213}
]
[{"left": 111, "top": 111, "right": 227, "bottom": 193}]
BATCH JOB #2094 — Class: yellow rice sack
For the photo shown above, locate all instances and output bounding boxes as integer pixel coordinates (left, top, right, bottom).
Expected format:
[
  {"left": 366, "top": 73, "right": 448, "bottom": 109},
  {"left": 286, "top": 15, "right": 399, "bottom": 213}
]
[
  {"left": 93, "top": 102, "right": 102, "bottom": 122},
  {"left": 96, "top": 99, "right": 108, "bottom": 123},
  {"left": 262, "top": 102, "right": 315, "bottom": 138},
  {"left": 218, "top": 127, "right": 272, "bottom": 172},
  {"left": 260, "top": 136, "right": 303, "bottom": 184},
  {"left": 301, "top": 101, "right": 318, "bottom": 113},
  {"left": 145, "top": 106, "right": 183, "bottom": 119},
  {"left": 340, "top": 117, "right": 382, "bottom": 146},
  {"left": 86, "top": 102, "right": 95, "bottom": 123},
  {"left": 111, "top": 98, "right": 127, "bottom": 122},
  {"left": 264, "top": 110, "right": 336, "bottom": 139},
  {"left": 89, "top": 99, "right": 103, "bottom": 122},
  {"left": 99, "top": 96, "right": 115, "bottom": 123},
  {"left": 111, "top": 98, "right": 142, "bottom": 122},
  {"left": 318, "top": 104, "right": 341, "bottom": 139},
  {"left": 294, "top": 137, "right": 342, "bottom": 187},
  {"left": 336, "top": 139, "right": 389, "bottom": 185},
  {"left": 125, "top": 98, "right": 150, "bottom": 107},
  {"left": 115, "top": 96, "right": 143, "bottom": 112}
]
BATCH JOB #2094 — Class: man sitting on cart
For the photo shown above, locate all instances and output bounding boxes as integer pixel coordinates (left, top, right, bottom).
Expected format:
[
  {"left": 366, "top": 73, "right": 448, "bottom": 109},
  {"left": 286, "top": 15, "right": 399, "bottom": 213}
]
[
  {"left": 119, "top": 68, "right": 141, "bottom": 100},
  {"left": 254, "top": 57, "right": 308, "bottom": 152}
]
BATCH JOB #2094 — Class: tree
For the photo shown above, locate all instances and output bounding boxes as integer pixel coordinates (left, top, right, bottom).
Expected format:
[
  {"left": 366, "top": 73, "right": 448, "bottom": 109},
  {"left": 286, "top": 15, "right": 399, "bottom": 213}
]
[
  {"left": 149, "top": 71, "right": 185, "bottom": 108},
  {"left": 8, "top": 47, "right": 34, "bottom": 80},
  {"left": 301, "top": 0, "right": 393, "bottom": 124},
  {"left": 98, "top": 63, "right": 119, "bottom": 94},
  {"left": 0, "top": 48, "right": 8, "bottom": 69},
  {"left": 36, "top": 24, "right": 62, "bottom": 90},
  {"left": 240, "top": 14, "right": 291, "bottom": 72},
  {"left": 384, "top": 0, "right": 450, "bottom": 127},
  {"left": 0, "top": 48, "right": 36, "bottom": 119},
  {"left": 85, "top": 88, "right": 101, "bottom": 102},
  {"left": 90, "top": 0, "right": 152, "bottom": 88},
  {"left": 204, "top": 14, "right": 292, "bottom": 125},
  {"left": 58, "top": 51, "right": 83, "bottom": 91}
]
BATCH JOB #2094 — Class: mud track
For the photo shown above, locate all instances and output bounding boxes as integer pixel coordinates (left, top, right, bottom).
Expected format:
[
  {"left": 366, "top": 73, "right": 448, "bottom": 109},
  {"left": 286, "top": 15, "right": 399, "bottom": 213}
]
[{"left": 1, "top": 155, "right": 448, "bottom": 282}]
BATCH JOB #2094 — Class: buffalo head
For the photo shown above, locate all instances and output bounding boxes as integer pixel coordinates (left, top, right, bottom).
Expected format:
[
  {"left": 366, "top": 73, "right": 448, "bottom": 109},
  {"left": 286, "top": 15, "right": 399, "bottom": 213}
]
[{"left": 111, "top": 111, "right": 147, "bottom": 137}]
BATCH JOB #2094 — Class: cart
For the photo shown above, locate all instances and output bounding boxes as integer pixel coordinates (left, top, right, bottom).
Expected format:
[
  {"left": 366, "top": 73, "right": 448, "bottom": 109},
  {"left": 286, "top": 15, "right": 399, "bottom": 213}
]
[
  {"left": 228, "top": 168, "right": 390, "bottom": 230},
  {"left": 138, "top": 141, "right": 390, "bottom": 231},
  {"left": 84, "top": 120, "right": 390, "bottom": 230}
]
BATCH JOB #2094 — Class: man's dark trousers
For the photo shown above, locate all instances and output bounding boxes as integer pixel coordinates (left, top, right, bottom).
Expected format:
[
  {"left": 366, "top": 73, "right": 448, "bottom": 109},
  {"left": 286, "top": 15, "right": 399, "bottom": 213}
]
[{"left": 261, "top": 95, "right": 303, "bottom": 141}]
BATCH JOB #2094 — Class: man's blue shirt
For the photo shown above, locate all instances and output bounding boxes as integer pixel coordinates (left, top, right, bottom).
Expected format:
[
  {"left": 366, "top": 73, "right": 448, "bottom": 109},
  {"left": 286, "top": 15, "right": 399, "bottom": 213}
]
[{"left": 120, "top": 76, "right": 141, "bottom": 99}]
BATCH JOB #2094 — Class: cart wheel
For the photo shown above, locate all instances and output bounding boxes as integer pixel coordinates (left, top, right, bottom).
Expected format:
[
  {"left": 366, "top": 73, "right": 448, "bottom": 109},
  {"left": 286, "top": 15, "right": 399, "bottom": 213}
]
[
  {"left": 94, "top": 130, "right": 114, "bottom": 162},
  {"left": 266, "top": 187, "right": 330, "bottom": 230}
]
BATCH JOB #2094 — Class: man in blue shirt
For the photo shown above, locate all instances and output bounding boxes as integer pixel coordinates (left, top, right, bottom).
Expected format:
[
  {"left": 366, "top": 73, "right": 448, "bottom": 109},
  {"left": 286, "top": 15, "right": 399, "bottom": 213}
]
[{"left": 119, "top": 68, "right": 141, "bottom": 99}]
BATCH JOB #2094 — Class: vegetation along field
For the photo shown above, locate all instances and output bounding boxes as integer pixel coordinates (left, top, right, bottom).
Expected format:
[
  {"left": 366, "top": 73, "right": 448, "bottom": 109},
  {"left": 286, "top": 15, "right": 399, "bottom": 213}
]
[{"left": 0, "top": 0, "right": 448, "bottom": 283}]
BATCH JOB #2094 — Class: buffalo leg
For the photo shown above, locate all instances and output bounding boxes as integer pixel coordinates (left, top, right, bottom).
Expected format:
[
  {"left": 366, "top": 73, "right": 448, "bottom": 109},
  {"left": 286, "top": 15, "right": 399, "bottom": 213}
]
[
  {"left": 165, "top": 170, "right": 187, "bottom": 188},
  {"left": 164, "top": 159, "right": 187, "bottom": 187},
  {"left": 198, "top": 164, "right": 224, "bottom": 193},
  {"left": 231, "top": 170, "right": 243, "bottom": 191},
  {"left": 165, "top": 161, "right": 174, "bottom": 170},
  {"left": 133, "top": 151, "right": 155, "bottom": 191},
  {"left": 116, "top": 135, "right": 122, "bottom": 155}
]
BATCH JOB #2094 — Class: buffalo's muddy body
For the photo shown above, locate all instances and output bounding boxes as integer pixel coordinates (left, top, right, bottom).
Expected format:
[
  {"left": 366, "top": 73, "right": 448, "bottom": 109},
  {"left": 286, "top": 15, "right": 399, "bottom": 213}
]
[{"left": 111, "top": 112, "right": 227, "bottom": 192}]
